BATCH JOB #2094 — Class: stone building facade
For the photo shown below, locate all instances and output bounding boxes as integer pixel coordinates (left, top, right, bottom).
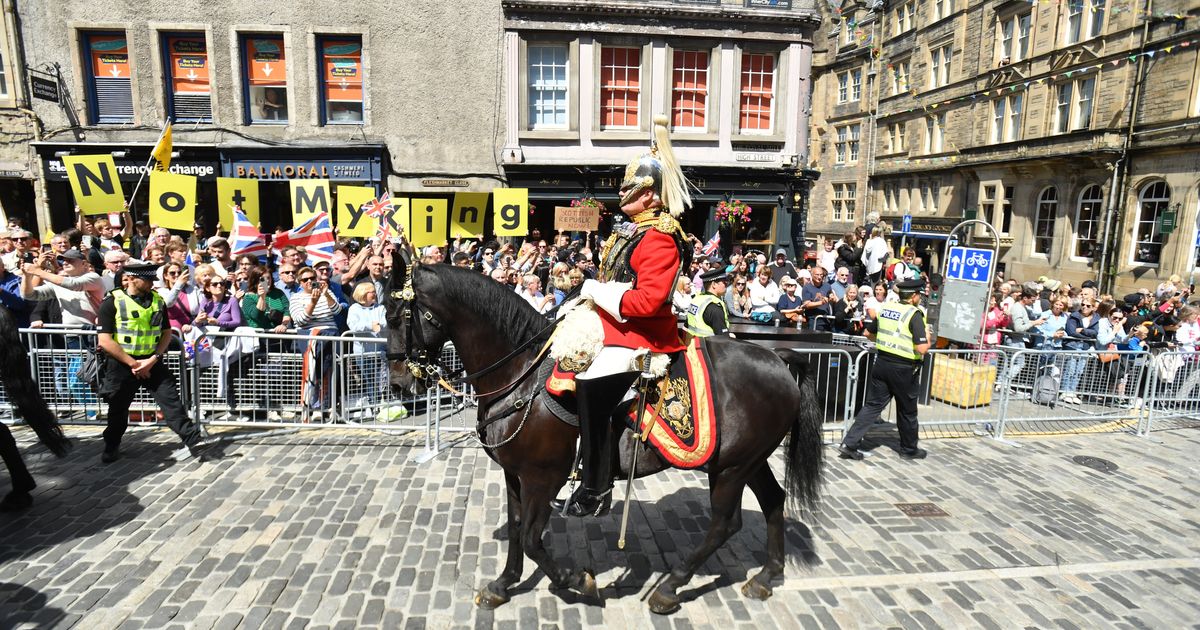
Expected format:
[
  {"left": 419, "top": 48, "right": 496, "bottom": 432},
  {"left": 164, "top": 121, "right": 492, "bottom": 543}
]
[
  {"left": 810, "top": 0, "right": 1200, "bottom": 294},
  {"left": 0, "top": 0, "right": 821, "bottom": 253}
]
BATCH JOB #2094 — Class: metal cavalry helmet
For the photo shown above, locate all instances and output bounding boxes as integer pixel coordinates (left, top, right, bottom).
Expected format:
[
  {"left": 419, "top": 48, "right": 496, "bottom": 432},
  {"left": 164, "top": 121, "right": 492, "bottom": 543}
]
[{"left": 619, "top": 114, "right": 693, "bottom": 218}]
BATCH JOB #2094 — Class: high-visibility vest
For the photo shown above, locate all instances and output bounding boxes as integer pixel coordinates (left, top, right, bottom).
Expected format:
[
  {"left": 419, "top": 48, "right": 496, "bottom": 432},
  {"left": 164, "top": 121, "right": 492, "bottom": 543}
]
[
  {"left": 112, "top": 290, "right": 164, "bottom": 357},
  {"left": 686, "top": 292, "right": 727, "bottom": 337},
  {"left": 875, "top": 301, "right": 922, "bottom": 361}
]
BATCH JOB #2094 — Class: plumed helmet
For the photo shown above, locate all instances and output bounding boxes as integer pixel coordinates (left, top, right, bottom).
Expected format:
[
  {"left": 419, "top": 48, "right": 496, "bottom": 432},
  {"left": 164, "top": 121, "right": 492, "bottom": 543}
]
[{"left": 618, "top": 114, "right": 693, "bottom": 218}]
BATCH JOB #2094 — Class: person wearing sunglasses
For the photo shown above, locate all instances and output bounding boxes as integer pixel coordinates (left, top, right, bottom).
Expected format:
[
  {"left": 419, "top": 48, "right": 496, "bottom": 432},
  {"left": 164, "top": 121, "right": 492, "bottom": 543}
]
[
  {"left": 724, "top": 273, "right": 752, "bottom": 320},
  {"left": 196, "top": 277, "right": 243, "bottom": 331},
  {"left": 289, "top": 269, "right": 342, "bottom": 329}
]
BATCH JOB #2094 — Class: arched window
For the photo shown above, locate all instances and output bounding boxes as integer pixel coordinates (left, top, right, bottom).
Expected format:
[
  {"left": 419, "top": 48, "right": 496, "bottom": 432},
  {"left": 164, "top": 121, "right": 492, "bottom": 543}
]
[
  {"left": 1034, "top": 187, "right": 1057, "bottom": 255},
  {"left": 1074, "top": 184, "right": 1104, "bottom": 259},
  {"left": 1133, "top": 181, "right": 1169, "bottom": 265}
]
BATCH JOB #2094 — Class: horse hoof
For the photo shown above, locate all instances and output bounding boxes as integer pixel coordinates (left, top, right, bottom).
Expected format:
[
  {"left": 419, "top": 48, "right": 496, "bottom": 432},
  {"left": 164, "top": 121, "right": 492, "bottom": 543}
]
[
  {"left": 0, "top": 491, "right": 33, "bottom": 512},
  {"left": 647, "top": 590, "right": 681, "bottom": 615},
  {"left": 475, "top": 585, "right": 510, "bottom": 609},
  {"left": 572, "top": 570, "right": 599, "bottom": 600},
  {"left": 741, "top": 578, "right": 773, "bottom": 601}
]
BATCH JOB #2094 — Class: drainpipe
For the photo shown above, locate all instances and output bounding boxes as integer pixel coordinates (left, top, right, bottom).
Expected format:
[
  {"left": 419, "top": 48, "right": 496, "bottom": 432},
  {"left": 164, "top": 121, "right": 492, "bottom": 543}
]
[{"left": 1098, "top": 0, "right": 1154, "bottom": 294}]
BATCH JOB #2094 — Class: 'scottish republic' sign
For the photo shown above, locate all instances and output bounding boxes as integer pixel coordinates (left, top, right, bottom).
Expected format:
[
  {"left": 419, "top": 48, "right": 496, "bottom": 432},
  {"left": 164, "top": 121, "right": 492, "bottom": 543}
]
[{"left": 554, "top": 206, "right": 600, "bottom": 232}]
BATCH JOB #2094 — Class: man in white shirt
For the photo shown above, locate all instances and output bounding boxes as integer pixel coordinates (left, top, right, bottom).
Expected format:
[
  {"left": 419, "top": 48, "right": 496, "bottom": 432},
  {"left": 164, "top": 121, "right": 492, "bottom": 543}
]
[
  {"left": 101, "top": 250, "right": 129, "bottom": 291},
  {"left": 519, "top": 274, "right": 554, "bottom": 314}
]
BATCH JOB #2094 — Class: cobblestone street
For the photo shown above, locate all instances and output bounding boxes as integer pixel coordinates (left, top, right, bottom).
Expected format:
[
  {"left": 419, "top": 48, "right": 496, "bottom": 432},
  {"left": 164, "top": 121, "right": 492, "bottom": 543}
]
[{"left": 1, "top": 423, "right": 1198, "bottom": 629}]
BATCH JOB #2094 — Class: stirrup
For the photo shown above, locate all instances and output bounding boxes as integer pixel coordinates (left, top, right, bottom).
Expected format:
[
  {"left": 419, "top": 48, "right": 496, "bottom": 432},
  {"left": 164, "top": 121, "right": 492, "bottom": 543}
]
[{"left": 562, "top": 486, "right": 612, "bottom": 518}]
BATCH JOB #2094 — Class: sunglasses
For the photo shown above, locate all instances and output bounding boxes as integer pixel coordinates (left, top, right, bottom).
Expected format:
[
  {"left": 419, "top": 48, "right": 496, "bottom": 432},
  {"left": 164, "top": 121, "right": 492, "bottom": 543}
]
[
  {"left": 208, "top": 281, "right": 229, "bottom": 288},
  {"left": 299, "top": 277, "right": 315, "bottom": 283},
  {"left": 14, "top": 237, "right": 29, "bottom": 241},
  {"left": 280, "top": 270, "right": 296, "bottom": 275},
  {"left": 165, "top": 270, "right": 180, "bottom": 276},
  {"left": 484, "top": 251, "right": 494, "bottom": 255}
]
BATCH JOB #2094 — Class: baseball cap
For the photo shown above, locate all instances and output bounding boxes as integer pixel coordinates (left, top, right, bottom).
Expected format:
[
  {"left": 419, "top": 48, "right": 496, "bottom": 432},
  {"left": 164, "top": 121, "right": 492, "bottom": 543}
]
[
  {"left": 57, "top": 248, "right": 86, "bottom": 262},
  {"left": 775, "top": 248, "right": 787, "bottom": 257}
]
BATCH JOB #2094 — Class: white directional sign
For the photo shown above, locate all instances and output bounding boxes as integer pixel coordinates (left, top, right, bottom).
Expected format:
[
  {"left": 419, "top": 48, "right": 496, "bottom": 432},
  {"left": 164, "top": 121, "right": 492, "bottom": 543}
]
[{"left": 946, "top": 246, "right": 993, "bottom": 283}]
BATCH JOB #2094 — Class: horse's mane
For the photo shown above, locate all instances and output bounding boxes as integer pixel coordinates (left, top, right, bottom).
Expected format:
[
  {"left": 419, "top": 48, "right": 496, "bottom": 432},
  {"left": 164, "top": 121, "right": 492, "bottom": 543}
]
[{"left": 418, "top": 264, "right": 552, "bottom": 348}]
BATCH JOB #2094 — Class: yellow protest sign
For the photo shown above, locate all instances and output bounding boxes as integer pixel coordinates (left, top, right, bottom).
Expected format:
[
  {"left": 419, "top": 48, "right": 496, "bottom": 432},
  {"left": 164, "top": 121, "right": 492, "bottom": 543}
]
[
  {"left": 216, "top": 177, "right": 260, "bottom": 230},
  {"left": 290, "top": 180, "right": 331, "bottom": 224},
  {"left": 148, "top": 171, "right": 196, "bottom": 231},
  {"left": 492, "top": 188, "right": 529, "bottom": 237},
  {"left": 335, "top": 185, "right": 379, "bottom": 238},
  {"left": 385, "top": 196, "right": 410, "bottom": 239},
  {"left": 62, "top": 155, "right": 124, "bottom": 215},
  {"left": 410, "top": 198, "right": 449, "bottom": 248},
  {"left": 450, "top": 192, "right": 489, "bottom": 238}
]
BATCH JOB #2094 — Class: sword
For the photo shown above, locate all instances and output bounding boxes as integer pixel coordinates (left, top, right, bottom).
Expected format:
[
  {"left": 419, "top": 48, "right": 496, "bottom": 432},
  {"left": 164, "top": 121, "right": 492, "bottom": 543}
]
[{"left": 618, "top": 353, "right": 654, "bottom": 550}]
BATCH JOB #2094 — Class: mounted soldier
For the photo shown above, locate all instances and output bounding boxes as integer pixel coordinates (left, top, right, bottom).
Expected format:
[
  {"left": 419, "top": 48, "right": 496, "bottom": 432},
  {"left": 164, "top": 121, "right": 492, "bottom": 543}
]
[{"left": 554, "top": 114, "right": 693, "bottom": 518}]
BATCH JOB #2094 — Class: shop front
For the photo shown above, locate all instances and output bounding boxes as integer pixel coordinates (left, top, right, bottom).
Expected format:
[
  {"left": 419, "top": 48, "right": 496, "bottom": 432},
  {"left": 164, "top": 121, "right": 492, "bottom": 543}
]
[
  {"left": 887, "top": 214, "right": 960, "bottom": 276},
  {"left": 220, "top": 146, "right": 386, "bottom": 232},
  {"left": 35, "top": 142, "right": 220, "bottom": 233},
  {"left": 504, "top": 164, "right": 815, "bottom": 258}
]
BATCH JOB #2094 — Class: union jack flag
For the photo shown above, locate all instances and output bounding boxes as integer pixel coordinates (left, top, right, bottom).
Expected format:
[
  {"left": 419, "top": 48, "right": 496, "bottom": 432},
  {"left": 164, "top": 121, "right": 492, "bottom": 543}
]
[
  {"left": 362, "top": 192, "right": 396, "bottom": 240},
  {"left": 229, "top": 207, "right": 270, "bottom": 261},
  {"left": 184, "top": 335, "right": 212, "bottom": 361},
  {"left": 273, "top": 212, "right": 335, "bottom": 265},
  {"left": 701, "top": 232, "right": 721, "bottom": 257}
]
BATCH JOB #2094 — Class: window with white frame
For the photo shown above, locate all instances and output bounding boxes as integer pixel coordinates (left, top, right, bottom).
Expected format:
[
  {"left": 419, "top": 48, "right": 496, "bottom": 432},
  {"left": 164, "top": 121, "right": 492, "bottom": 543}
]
[
  {"left": 887, "top": 121, "right": 906, "bottom": 153},
  {"left": 881, "top": 184, "right": 893, "bottom": 213},
  {"left": 838, "top": 72, "right": 849, "bottom": 103},
  {"left": 991, "top": 93, "right": 1023, "bottom": 143},
  {"left": 919, "top": 181, "right": 931, "bottom": 214},
  {"left": 671, "top": 49, "right": 709, "bottom": 131},
  {"left": 1002, "top": 185, "right": 1014, "bottom": 234},
  {"left": 998, "top": 12, "right": 1032, "bottom": 64},
  {"left": 982, "top": 184, "right": 1013, "bottom": 234},
  {"left": 893, "top": 1, "right": 916, "bottom": 36},
  {"left": 927, "top": 179, "right": 941, "bottom": 213},
  {"left": 924, "top": 113, "right": 945, "bottom": 153},
  {"left": 837, "top": 68, "right": 863, "bottom": 103},
  {"left": 1132, "top": 181, "right": 1169, "bottom": 265},
  {"left": 981, "top": 185, "right": 996, "bottom": 233},
  {"left": 930, "top": 44, "right": 953, "bottom": 88},
  {"left": 599, "top": 46, "right": 641, "bottom": 130},
  {"left": 1034, "top": 187, "right": 1058, "bottom": 255},
  {"left": 834, "top": 124, "right": 860, "bottom": 163},
  {"left": 1054, "top": 75, "right": 1095, "bottom": 133},
  {"left": 842, "top": 16, "right": 857, "bottom": 46},
  {"left": 851, "top": 68, "right": 862, "bottom": 101},
  {"left": 739, "top": 52, "right": 776, "bottom": 133},
  {"left": 1066, "top": 0, "right": 1106, "bottom": 44},
  {"left": 833, "top": 183, "right": 857, "bottom": 222},
  {"left": 528, "top": 44, "right": 569, "bottom": 130},
  {"left": 933, "top": 0, "right": 954, "bottom": 21},
  {"left": 1074, "top": 184, "right": 1103, "bottom": 259},
  {"left": 0, "top": 50, "right": 7, "bottom": 97},
  {"left": 891, "top": 59, "right": 910, "bottom": 96}
]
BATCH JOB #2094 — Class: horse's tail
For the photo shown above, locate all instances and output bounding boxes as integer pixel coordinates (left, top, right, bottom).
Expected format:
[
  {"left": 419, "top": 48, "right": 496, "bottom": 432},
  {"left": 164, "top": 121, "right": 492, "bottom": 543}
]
[
  {"left": 774, "top": 349, "right": 824, "bottom": 518},
  {"left": 0, "top": 306, "right": 71, "bottom": 458}
]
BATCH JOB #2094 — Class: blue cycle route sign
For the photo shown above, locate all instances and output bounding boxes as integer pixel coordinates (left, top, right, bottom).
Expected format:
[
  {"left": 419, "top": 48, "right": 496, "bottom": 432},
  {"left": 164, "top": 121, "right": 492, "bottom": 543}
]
[
  {"left": 946, "top": 246, "right": 993, "bottom": 283},
  {"left": 902, "top": 214, "right": 912, "bottom": 233}
]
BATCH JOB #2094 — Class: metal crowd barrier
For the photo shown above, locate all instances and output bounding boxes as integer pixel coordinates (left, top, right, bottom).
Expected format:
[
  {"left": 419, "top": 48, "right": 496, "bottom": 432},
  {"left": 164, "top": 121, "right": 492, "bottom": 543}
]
[{"left": 2, "top": 326, "right": 1194, "bottom": 450}]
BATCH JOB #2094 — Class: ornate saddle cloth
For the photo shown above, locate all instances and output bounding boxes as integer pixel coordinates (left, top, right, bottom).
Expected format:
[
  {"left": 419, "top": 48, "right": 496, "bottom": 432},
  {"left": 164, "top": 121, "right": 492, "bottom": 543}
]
[{"left": 545, "top": 336, "right": 719, "bottom": 470}]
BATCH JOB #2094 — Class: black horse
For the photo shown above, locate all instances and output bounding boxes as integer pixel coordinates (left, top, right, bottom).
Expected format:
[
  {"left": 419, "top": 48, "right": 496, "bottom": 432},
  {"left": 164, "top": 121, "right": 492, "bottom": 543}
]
[
  {"left": 384, "top": 254, "right": 823, "bottom": 614},
  {"left": 0, "top": 305, "right": 71, "bottom": 510}
]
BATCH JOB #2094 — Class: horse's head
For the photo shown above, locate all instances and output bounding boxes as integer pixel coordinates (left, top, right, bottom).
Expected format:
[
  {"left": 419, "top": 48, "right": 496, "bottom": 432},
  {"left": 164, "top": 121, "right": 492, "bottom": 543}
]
[{"left": 384, "top": 248, "right": 450, "bottom": 395}]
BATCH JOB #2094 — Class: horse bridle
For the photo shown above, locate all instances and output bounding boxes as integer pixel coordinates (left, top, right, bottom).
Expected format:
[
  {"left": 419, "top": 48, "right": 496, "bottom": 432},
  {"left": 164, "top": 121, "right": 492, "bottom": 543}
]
[{"left": 387, "top": 281, "right": 447, "bottom": 381}]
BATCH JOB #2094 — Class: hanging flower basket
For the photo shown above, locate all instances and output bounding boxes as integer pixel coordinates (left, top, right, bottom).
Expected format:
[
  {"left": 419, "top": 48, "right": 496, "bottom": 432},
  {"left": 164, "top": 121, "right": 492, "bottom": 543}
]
[{"left": 715, "top": 199, "right": 752, "bottom": 230}]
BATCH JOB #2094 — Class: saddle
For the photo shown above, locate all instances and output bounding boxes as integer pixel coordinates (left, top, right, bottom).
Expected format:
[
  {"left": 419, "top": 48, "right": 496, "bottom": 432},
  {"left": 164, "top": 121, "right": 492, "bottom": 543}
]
[{"left": 546, "top": 336, "right": 719, "bottom": 469}]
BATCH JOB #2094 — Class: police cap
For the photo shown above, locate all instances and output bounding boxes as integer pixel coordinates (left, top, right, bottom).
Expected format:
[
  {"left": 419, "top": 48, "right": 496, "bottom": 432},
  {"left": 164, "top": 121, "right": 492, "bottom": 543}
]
[
  {"left": 700, "top": 268, "right": 730, "bottom": 284},
  {"left": 895, "top": 277, "right": 925, "bottom": 293},
  {"left": 124, "top": 263, "right": 159, "bottom": 282}
]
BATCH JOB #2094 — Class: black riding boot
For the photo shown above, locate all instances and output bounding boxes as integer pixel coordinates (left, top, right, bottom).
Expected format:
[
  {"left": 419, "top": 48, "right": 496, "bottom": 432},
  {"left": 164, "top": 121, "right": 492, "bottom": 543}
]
[{"left": 557, "top": 370, "right": 641, "bottom": 518}]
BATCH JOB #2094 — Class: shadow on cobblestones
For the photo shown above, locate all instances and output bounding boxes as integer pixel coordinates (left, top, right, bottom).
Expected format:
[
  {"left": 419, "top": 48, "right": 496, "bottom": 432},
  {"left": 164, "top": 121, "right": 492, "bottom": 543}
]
[
  {"left": 0, "top": 432, "right": 178, "bottom": 566},
  {"left": 0, "top": 582, "right": 67, "bottom": 627}
]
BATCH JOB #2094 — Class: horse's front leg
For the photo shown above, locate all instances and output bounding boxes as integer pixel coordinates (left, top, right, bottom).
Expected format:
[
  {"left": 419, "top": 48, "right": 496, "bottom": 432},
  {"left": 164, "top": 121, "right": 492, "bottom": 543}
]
[
  {"left": 0, "top": 422, "right": 36, "bottom": 511},
  {"left": 519, "top": 475, "right": 599, "bottom": 600},
  {"left": 476, "top": 471, "right": 525, "bottom": 609}
]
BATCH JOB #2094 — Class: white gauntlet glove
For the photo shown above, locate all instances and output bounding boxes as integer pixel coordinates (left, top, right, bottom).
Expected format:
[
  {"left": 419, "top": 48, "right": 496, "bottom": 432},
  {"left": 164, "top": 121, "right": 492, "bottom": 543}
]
[{"left": 580, "top": 279, "right": 631, "bottom": 323}]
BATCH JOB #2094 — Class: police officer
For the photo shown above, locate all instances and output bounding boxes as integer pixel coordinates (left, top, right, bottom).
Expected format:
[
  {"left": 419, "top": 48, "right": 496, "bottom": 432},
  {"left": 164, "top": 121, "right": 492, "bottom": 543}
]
[
  {"left": 839, "top": 277, "right": 930, "bottom": 460},
  {"left": 685, "top": 268, "right": 731, "bottom": 338},
  {"left": 95, "top": 263, "right": 206, "bottom": 463}
]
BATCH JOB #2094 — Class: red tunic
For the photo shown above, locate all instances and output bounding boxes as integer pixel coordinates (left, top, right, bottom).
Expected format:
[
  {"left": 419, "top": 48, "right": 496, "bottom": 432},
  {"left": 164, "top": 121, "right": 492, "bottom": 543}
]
[{"left": 599, "top": 228, "right": 685, "bottom": 353}]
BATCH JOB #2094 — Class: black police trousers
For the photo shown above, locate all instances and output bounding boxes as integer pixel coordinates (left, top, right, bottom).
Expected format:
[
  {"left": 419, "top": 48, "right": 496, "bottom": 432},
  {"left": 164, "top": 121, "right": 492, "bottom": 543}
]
[
  {"left": 842, "top": 356, "right": 921, "bottom": 452},
  {"left": 100, "top": 355, "right": 199, "bottom": 450}
]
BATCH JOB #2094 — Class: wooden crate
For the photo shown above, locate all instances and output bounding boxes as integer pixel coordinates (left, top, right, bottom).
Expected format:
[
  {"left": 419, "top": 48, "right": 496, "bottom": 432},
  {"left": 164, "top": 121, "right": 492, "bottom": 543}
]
[{"left": 930, "top": 356, "right": 996, "bottom": 408}]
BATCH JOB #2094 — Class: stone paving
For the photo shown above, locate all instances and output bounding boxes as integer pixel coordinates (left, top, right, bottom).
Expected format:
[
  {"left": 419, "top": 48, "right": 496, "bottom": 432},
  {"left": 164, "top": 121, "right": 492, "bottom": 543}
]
[{"left": 1, "top": 421, "right": 1199, "bottom": 629}]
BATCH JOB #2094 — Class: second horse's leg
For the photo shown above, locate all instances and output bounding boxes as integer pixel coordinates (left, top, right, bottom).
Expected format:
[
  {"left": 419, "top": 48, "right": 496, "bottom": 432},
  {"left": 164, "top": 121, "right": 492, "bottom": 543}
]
[
  {"left": 0, "top": 423, "right": 35, "bottom": 511},
  {"left": 742, "top": 463, "right": 786, "bottom": 600},
  {"left": 648, "top": 469, "right": 748, "bottom": 615},
  {"left": 476, "top": 471, "right": 526, "bottom": 609}
]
